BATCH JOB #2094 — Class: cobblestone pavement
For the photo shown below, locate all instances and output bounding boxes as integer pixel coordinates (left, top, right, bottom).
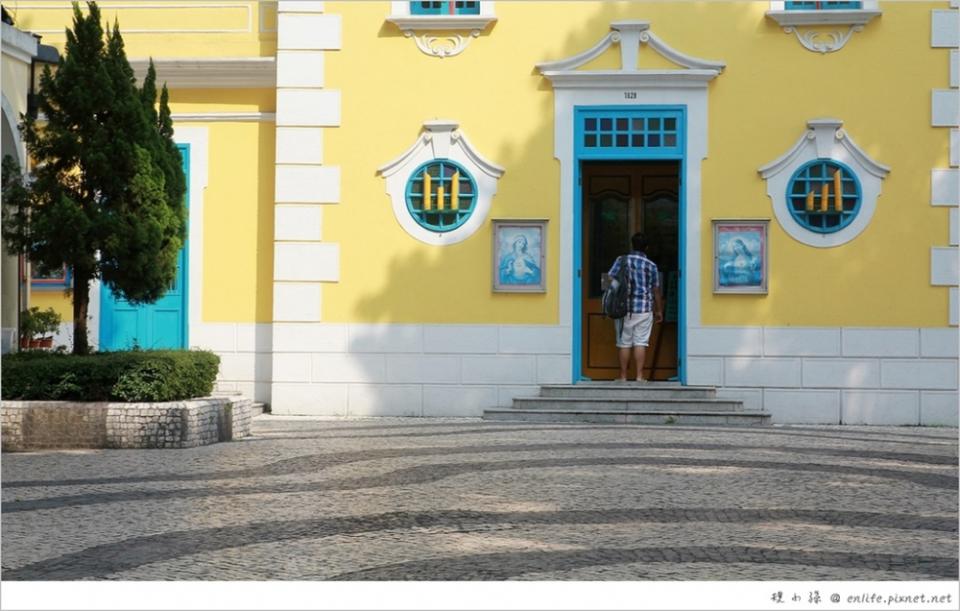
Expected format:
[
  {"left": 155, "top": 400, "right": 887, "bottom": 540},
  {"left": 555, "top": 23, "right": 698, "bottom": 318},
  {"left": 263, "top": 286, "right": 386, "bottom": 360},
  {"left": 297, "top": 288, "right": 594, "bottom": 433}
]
[{"left": 1, "top": 418, "right": 957, "bottom": 581}]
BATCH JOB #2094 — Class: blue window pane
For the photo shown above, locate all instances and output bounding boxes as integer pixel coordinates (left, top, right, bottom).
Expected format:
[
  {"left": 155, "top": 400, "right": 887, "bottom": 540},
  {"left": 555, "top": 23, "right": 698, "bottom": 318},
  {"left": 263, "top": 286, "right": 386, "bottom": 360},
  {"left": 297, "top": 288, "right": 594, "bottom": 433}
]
[
  {"left": 579, "top": 111, "right": 682, "bottom": 152},
  {"left": 454, "top": 1, "right": 480, "bottom": 14},
  {"left": 785, "top": 1, "right": 862, "bottom": 9},
  {"left": 411, "top": 1, "right": 480, "bottom": 15},
  {"left": 411, "top": 1, "right": 443, "bottom": 14}
]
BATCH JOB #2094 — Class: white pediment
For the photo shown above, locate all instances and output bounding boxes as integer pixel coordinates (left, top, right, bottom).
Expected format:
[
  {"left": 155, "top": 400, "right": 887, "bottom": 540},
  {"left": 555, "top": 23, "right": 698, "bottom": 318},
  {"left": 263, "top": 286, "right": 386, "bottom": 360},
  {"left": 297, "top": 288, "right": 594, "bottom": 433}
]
[{"left": 536, "top": 21, "right": 725, "bottom": 89}]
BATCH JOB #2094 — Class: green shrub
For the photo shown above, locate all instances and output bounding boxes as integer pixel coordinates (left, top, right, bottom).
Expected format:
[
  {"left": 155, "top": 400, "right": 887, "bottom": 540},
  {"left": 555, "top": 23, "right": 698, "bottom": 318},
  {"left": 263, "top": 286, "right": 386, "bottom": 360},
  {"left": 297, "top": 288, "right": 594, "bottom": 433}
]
[{"left": 1, "top": 350, "right": 220, "bottom": 402}]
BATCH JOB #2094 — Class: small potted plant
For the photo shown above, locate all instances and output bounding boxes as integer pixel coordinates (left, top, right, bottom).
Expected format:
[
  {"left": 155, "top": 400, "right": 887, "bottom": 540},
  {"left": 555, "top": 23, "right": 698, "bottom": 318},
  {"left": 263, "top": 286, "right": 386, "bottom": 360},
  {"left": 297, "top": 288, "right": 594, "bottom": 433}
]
[
  {"left": 19, "top": 306, "right": 61, "bottom": 349},
  {"left": 18, "top": 308, "right": 39, "bottom": 349}
]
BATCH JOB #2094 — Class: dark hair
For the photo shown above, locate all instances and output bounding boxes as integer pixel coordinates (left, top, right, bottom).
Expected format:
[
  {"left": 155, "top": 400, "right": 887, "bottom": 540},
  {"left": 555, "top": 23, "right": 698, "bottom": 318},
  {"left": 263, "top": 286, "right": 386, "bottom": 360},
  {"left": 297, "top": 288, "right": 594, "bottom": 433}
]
[{"left": 631, "top": 232, "right": 647, "bottom": 252}]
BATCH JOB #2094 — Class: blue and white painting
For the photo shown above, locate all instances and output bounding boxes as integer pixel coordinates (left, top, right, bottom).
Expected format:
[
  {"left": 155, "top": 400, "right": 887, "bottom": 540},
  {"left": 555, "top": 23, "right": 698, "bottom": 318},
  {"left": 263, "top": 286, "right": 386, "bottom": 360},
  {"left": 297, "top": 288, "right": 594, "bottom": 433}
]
[
  {"left": 716, "top": 223, "right": 765, "bottom": 291},
  {"left": 494, "top": 222, "right": 545, "bottom": 291}
]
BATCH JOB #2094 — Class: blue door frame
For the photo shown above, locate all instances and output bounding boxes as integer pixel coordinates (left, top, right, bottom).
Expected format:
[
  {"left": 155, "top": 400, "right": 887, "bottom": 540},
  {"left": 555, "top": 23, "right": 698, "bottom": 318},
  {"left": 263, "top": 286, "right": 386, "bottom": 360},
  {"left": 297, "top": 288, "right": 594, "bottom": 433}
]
[
  {"left": 572, "top": 105, "right": 687, "bottom": 384},
  {"left": 100, "top": 144, "right": 190, "bottom": 350}
]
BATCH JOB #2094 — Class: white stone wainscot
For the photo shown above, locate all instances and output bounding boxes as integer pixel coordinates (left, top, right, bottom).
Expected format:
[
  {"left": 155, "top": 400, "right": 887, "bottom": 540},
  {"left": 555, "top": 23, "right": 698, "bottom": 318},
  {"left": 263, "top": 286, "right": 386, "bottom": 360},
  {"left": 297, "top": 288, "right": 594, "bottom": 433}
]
[
  {"left": 270, "top": 323, "right": 570, "bottom": 417},
  {"left": 192, "top": 322, "right": 272, "bottom": 404},
  {"left": 688, "top": 326, "right": 959, "bottom": 426},
  {"left": 1, "top": 395, "right": 252, "bottom": 451}
]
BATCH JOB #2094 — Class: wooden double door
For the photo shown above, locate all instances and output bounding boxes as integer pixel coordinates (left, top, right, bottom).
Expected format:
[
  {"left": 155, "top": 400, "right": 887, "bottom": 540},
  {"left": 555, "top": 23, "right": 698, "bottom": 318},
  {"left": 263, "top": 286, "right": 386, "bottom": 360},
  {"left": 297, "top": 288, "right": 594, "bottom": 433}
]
[{"left": 581, "top": 161, "right": 680, "bottom": 381}]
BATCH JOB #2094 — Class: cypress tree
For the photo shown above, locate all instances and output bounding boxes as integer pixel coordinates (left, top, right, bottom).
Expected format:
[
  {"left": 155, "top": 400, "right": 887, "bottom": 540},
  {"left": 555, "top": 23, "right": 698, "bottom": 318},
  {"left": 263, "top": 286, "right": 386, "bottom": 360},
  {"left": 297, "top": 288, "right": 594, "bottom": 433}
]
[{"left": 1, "top": 1, "right": 185, "bottom": 354}]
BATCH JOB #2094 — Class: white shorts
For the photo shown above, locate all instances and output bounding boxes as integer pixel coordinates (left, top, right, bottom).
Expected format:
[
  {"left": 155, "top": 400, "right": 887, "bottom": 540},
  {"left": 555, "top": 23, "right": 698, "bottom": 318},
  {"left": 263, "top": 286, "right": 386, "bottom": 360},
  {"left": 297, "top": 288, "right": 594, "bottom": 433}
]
[{"left": 615, "top": 312, "right": 654, "bottom": 348}]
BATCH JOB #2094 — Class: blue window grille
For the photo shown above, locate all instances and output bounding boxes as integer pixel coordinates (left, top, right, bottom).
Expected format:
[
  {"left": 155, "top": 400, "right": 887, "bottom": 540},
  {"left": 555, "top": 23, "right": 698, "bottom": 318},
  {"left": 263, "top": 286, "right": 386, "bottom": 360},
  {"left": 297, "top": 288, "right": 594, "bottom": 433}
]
[
  {"left": 785, "top": 1, "right": 862, "bottom": 9},
  {"left": 787, "top": 160, "right": 862, "bottom": 233},
  {"left": 580, "top": 110, "right": 683, "bottom": 155},
  {"left": 405, "top": 160, "right": 477, "bottom": 232},
  {"left": 410, "top": 1, "right": 480, "bottom": 15}
]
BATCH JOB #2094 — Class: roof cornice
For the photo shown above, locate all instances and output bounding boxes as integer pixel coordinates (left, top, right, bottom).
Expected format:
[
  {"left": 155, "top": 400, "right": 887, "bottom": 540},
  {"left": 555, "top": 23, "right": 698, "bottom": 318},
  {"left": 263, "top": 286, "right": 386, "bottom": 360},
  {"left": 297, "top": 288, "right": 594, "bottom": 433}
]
[
  {"left": 128, "top": 57, "right": 276, "bottom": 89},
  {"left": 1, "top": 22, "right": 39, "bottom": 64}
]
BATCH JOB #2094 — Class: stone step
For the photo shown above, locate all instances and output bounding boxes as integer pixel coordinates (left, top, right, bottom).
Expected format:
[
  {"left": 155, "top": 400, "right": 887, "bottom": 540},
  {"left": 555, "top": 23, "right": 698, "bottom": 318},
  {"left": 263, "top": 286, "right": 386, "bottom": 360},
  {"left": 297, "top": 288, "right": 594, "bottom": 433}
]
[
  {"left": 539, "top": 383, "right": 717, "bottom": 400},
  {"left": 513, "top": 396, "right": 745, "bottom": 412},
  {"left": 251, "top": 402, "right": 268, "bottom": 416},
  {"left": 483, "top": 408, "right": 771, "bottom": 426}
]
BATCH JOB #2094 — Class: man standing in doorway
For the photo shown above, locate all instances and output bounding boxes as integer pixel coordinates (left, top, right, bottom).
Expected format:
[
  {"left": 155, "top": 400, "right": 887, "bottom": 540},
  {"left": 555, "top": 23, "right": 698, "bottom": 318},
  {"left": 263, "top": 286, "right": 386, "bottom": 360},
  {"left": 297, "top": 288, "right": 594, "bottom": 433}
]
[{"left": 608, "top": 232, "right": 664, "bottom": 382}]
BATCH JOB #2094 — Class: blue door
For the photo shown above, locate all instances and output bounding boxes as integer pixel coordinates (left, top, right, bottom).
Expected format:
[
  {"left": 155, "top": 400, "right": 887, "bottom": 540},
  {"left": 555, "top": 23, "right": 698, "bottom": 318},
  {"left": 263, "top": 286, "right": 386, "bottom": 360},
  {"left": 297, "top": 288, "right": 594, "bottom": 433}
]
[{"left": 100, "top": 145, "right": 189, "bottom": 350}]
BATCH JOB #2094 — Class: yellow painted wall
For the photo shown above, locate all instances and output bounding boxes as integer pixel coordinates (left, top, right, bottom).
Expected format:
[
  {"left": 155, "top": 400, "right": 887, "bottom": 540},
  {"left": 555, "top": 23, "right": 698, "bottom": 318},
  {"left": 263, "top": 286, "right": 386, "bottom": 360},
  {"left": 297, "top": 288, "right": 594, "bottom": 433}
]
[
  {"left": 323, "top": 0, "right": 950, "bottom": 327},
  {"left": 187, "top": 120, "right": 275, "bottom": 323},
  {"left": 29, "top": 290, "right": 72, "bottom": 320},
  {"left": 2, "top": 35, "right": 33, "bottom": 330},
  {"left": 324, "top": 0, "right": 568, "bottom": 324},
  {"left": 164, "top": 94, "right": 276, "bottom": 323},
  {"left": 8, "top": 2, "right": 277, "bottom": 326},
  {"left": 167, "top": 89, "right": 275, "bottom": 114},
  {"left": 700, "top": 2, "right": 950, "bottom": 327},
  {"left": 10, "top": 1, "right": 953, "bottom": 329},
  {"left": 20, "top": 117, "right": 275, "bottom": 325},
  {"left": 10, "top": 1, "right": 275, "bottom": 58}
]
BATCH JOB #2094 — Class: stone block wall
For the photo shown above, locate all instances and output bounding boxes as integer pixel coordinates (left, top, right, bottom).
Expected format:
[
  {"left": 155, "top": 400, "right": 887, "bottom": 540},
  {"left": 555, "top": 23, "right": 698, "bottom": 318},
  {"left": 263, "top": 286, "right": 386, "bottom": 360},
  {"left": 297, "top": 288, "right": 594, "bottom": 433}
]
[{"left": 1, "top": 396, "right": 252, "bottom": 451}]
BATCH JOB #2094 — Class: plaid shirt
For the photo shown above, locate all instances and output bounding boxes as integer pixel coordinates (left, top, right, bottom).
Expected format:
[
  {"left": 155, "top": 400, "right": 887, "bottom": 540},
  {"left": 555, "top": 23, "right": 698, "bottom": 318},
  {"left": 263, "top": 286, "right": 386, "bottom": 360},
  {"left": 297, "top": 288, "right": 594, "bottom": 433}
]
[{"left": 608, "top": 251, "right": 660, "bottom": 314}]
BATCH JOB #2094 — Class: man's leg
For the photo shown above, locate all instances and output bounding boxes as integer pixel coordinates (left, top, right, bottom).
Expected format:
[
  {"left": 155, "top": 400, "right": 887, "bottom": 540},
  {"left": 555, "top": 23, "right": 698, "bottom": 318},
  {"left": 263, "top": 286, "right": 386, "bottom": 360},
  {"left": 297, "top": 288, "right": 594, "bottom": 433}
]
[
  {"left": 617, "top": 347, "right": 632, "bottom": 381},
  {"left": 633, "top": 345, "right": 647, "bottom": 381},
  {"left": 632, "top": 313, "right": 654, "bottom": 382}
]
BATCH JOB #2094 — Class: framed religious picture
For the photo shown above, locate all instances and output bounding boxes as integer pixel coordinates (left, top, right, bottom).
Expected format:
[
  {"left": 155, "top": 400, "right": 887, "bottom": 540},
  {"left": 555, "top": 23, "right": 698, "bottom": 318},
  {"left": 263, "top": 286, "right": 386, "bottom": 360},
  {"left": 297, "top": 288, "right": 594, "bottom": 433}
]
[
  {"left": 713, "top": 220, "right": 769, "bottom": 294},
  {"left": 492, "top": 220, "right": 547, "bottom": 292}
]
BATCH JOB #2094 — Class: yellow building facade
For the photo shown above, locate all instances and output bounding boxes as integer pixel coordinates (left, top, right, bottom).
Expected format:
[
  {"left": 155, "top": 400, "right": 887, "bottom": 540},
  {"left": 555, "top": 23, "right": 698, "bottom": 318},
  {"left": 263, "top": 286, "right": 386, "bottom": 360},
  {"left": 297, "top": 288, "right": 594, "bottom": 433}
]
[
  {"left": 2, "top": 10, "right": 59, "bottom": 352},
  {"left": 4, "top": 1, "right": 958, "bottom": 424}
]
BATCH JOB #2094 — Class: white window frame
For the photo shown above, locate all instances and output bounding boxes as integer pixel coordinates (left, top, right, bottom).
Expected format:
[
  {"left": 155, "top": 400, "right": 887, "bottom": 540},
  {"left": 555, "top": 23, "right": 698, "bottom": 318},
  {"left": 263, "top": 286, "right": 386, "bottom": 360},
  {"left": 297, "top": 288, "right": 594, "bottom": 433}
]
[
  {"left": 386, "top": 1, "right": 496, "bottom": 57},
  {"left": 767, "top": 0, "right": 881, "bottom": 26},
  {"left": 766, "top": 1, "right": 882, "bottom": 53}
]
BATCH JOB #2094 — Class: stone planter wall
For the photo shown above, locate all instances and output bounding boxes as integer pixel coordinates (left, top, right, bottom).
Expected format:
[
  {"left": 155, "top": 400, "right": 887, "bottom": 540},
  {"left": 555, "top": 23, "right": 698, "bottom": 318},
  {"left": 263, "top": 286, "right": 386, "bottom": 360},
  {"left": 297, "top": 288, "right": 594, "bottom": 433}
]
[{"left": 1, "top": 395, "right": 252, "bottom": 451}]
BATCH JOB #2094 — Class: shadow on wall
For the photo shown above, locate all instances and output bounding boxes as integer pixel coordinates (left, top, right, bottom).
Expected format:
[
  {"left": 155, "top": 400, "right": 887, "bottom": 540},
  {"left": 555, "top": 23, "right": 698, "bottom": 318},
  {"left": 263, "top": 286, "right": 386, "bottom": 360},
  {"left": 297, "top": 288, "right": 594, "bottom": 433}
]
[
  {"left": 299, "top": 4, "right": 658, "bottom": 418},
  {"left": 352, "top": 2, "right": 648, "bottom": 324}
]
